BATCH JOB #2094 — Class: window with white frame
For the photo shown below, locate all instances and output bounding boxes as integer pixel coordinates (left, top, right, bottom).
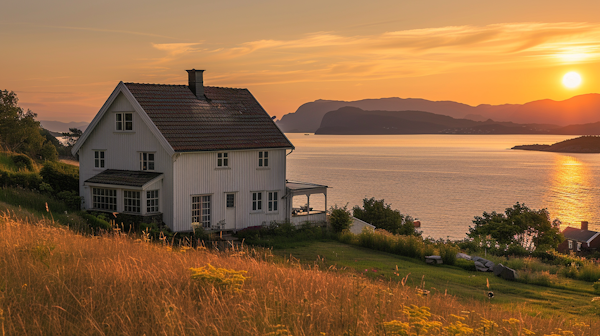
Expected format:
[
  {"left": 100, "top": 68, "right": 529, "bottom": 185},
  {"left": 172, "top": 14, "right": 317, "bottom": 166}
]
[
  {"left": 94, "top": 150, "right": 105, "bottom": 168},
  {"left": 577, "top": 242, "right": 582, "bottom": 251},
  {"left": 217, "top": 152, "right": 229, "bottom": 167},
  {"left": 92, "top": 188, "right": 116, "bottom": 211},
  {"left": 192, "top": 195, "right": 211, "bottom": 228},
  {"left": 251, "top": 192, "right": 262, "bottom": 211},
  {"left": 147, "top": 190, "right": 159, "bottom": 213},
  {"left": 568, "top": 240, "right": 573, "bottom": 249},
  {"left": 267, "top": 191, "right": 278, "bottom": 212},
  {"left": 123, "top": 190, "right": 141, "bottom": 213},
  {"left": 140, "top": 152, "right": 155, "bottom": 171},
  {"left": 116, "top": 112, "right": 133, "bottom": 131},
  {"left": 258, "top": 151, "right": 268, "bottom": 167}
]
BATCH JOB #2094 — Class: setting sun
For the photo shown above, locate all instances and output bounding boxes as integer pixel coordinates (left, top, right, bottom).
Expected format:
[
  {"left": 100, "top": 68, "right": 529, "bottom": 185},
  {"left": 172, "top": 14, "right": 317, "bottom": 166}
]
[{"left": 562, "top": 71, "right": 582, "bottom": 89}]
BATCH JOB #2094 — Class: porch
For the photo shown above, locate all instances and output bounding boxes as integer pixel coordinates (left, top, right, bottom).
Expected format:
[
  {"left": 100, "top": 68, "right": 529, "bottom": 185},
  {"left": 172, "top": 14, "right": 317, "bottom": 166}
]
[{"left": 285, "top": 181, "right": 328, "bottom": 225}]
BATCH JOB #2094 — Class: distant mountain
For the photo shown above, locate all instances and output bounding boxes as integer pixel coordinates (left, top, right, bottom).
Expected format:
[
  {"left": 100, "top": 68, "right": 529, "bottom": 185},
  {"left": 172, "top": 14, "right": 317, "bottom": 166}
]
[
  {"left": 39, "top": 120, "right": 89, "bottom": 133},
  {"left": 277, "top": 94, "right": 600, "bottom": 133},
  {"left": 277, "top": 98, "right": 474, "bottom": 133},
  {"left": 512, "top": 136, "right": 600, "bottom": 153},
  {"left": 314, "top": 107, "right": 598, "bottom": 135}
]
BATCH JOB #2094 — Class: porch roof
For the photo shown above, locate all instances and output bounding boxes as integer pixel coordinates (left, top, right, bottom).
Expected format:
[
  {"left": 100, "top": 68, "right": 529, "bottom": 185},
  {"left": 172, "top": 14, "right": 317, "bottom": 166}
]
[
  {"left": 85, "top": 169, "right": 163, "bottom": 188},
  {"left": 286, "top": 181, "right": 328, "bottom": 191}
]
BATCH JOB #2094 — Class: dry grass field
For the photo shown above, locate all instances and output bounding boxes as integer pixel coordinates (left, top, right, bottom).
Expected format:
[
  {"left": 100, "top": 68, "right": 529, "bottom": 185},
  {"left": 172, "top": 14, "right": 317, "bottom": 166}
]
[{"left": 0, "top": 209, "right": 598, "bottom": 335}]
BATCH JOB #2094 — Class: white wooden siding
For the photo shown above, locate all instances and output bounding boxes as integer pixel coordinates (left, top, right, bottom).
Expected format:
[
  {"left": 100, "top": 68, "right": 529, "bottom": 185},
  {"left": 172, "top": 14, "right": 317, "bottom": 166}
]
[
  {"left": 77, "top": 92, "right": 174, "bottom": 227},
  {"left": 172, "top": 149, "right": 287, "bottom": 232}
]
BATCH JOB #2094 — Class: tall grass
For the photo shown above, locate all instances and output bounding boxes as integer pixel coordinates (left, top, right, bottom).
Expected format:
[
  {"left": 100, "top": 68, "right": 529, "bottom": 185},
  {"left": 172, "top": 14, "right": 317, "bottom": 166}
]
[
  {"left": 0, "top": 212, "right": 596, "bottom": 335},
  {"left": 341, "top": 228, "right": 437, "bottom": 261}
]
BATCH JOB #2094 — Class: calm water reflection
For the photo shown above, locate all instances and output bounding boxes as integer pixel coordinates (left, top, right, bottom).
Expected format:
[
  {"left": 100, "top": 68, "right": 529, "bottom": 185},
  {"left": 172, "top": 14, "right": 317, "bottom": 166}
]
[
  {"left": 546, "top": 156, "right": 597, "bottom": 230},
  {"left": 286, "top": 134, "right": 600, "bottom": 239}
]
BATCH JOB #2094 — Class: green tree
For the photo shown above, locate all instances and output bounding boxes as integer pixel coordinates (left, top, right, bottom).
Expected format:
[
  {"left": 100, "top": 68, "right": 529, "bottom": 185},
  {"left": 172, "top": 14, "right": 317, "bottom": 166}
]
[
  {"left": 40, "top": 141, "right": 59, "bottom": 161},
  {"left": 468, "top": 202, "right": 563, "bottom": 251},
  {"left": 353, "top": 197, "right": 419, "bottom": 236},
  {"left": 329, "top": 204, "right": 352, "bottom": 232},
  {"left": 62, "top": 127, "right": 83, "bottom": 148},
  {"left": 0, "top": 90, "right": 45, "bottom": 156}
]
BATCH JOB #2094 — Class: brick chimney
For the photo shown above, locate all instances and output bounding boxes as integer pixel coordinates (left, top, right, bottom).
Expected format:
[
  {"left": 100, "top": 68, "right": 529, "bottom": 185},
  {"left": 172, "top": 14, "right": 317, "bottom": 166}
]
[
  {"left": 581, "top": 221, "right": 589, "bottom": 231},
  {"left": 186, "top": 69, "right": 205, "bottom": 99}
]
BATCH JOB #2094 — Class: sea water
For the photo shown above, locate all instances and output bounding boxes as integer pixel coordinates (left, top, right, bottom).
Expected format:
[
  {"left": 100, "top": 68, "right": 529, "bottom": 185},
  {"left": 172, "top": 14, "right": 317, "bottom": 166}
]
[{"left": 285, "top": 134, "right": 600, "bottom": 239}]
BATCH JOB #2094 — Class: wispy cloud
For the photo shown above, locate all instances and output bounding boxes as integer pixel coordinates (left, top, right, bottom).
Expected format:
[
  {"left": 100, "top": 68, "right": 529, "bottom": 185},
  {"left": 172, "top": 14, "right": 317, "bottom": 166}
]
[
  {"left": 148, "top": 22, "right": 600, "bottom": 85},
  {"left": 152, "top": 42, "right": 203, "bottom": 55}
]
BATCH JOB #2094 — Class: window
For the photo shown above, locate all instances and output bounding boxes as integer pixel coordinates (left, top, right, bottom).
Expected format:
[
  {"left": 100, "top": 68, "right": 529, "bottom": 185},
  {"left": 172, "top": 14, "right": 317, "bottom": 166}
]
[
  {"left": 192, "top": 195, "right": 211, "bottom": 228},
  {"left": 252, "top": 192, "right": 262, "bottom": 211},
  {"left": 94, "top": 150, "right": 105, "bottom": 168},
  {"left": 577, "top": 242, "right": 582, "bottom": 251},
  {"left": 140, "top": 152, "right": 155, "bottom": 171},
  {"left": 226, "top": 193, "right": 235, "bottom": 208},
  {"left": 258, "top": 151, "right": 268, "bottom": 167},
  {"left": 267, "top": 191, "right": 278, "bottom": 212},
  {"left": 92, "top": 188, "right": 116, "bottom": 211},
  {"left": 116, "top": 112, "right": 133, "bottom": 131},
  {"left": 217, "top": 152, "right": 229, "bottom": 167},
  {"left": 568, "top": 240, "right": 573, "bottom": 249},
  {"left": 147, "top": 190, "right": 159, "bottom": 213},
  {"left": 123, "top": 190, "right": 140, "bottom": 213}
]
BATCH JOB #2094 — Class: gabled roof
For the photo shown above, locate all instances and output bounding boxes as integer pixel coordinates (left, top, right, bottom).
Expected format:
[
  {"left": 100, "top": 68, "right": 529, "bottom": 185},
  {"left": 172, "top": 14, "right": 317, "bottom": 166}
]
[
  {"left": 85, "top": 169, "right": 163, "bottom": 188},
  {"left": 562, "top": 226, "right": 600, "bottom": 243},
  {"left": 123, "top": 83, "right": 293, "bottom": 152},
  {"left": 72, "top": 81, "right": 294, "bottom": 156}
]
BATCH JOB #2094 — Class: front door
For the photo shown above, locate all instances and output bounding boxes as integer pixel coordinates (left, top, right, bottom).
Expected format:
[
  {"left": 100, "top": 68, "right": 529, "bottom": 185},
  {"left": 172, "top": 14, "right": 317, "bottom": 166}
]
[{"left": 225, "top": 193, "right": 236, "bottom": 230}]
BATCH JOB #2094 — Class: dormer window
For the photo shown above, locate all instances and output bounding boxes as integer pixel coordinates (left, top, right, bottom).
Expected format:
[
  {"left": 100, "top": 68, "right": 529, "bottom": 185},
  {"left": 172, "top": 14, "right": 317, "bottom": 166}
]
[{"left": 116, "top": 112, "right": 133, "bottom": 131}]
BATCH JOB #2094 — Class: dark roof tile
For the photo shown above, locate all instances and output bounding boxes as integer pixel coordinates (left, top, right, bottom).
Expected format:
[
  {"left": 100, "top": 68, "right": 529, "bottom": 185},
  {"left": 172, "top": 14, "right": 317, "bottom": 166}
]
[
  {"left": 562, "top": 227, "right": 599, "bottom": 242},
  {"left": 85, "top": 169, "right": 163, "bottom": 187},
  {"left": 124, "top": 83, "right": 293, "bottom": 152}
]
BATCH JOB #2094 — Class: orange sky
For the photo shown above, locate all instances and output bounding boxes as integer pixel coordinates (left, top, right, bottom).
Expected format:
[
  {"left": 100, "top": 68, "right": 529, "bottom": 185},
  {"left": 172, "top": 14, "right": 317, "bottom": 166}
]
[{"left": 2, "top": 0, "right": 600, "bottom": 122}]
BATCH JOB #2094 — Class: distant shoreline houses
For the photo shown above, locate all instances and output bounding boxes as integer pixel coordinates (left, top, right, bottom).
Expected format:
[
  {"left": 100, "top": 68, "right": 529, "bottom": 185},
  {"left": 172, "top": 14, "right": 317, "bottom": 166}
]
[
  {"left": 72, "top": 69, "right": 327, "bottom": 232},
  {"left": 557, "top": 221, "right": 600, "bottom": 255}
]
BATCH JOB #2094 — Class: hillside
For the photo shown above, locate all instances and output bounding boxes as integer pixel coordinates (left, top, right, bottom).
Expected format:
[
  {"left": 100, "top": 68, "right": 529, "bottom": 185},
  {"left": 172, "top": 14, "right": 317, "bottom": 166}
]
[
  {"left": 314, "top": 107, "right": 566, "bottom": 135},
  {"left": 277, "top": 93, "right": 600, "bottom": 133},
  {"left": 512, "top": 135, "right": 600, "bottom": 153},
  {"left": 39, "top": 120, "right": 89, "bottom": 133},
  {"left": 1, "top": 210, "right": 598, "bottom": 335}
]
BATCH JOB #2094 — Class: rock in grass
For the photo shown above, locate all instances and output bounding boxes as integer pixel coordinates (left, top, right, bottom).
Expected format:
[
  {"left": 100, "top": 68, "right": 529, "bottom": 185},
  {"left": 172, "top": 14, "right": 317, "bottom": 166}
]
[
  {"left": 500, "top": 266, "right": 519, "bottom": 280},
  {"left": 425, "top": 255, "right": 443, "bottom": 264},
  {"left": 493, "top": 263, "right": 504, "bottom": 276},
  {"left": 456, "top": 253, "right": 471, "bottom": 260}
]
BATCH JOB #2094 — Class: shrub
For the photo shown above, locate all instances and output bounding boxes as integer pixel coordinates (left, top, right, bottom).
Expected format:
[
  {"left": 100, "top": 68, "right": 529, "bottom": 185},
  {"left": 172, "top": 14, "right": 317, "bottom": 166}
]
[
  {"left": 329, "top": 204, "right": 352, "bottom": 233},
  {"left": 593, "top": 281, "right": 600, "bottom": 294},
  {"left": 11, "top": 153, "right": 34, "bottom": 171},
  {"left": 576, "top": 264, "right": 600, "bottom": 282},
  {"left": 0, "top": 170, "right": 42, "bottom": 189},
  {"left": 40, "top": 161, "right": 78, "bottom": 193},
  {"left": 504, "top": 244, "right": 529, "bottom": 257},
  {"left": 353, "top": 197, "right": 419, "bottom": 236},
  {"left": 82, "top": 213, "right": 111, "bottom": 231},
  {"left": 438, "top": 243, "right": 458, "bottom": 265},
  {"left": 56, "top": 190, "right": 82, "bottom": 210}
]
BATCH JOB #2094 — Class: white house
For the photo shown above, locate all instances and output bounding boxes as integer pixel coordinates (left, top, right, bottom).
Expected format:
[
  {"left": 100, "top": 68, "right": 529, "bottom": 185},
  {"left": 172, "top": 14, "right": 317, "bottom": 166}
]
[{"left": 72, "top": 69, "right": 327, "bottom": 232}]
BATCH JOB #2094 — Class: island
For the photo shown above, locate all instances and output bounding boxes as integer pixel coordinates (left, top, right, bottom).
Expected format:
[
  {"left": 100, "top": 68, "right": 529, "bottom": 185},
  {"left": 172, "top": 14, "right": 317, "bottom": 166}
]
[{"left": 512, "top": 135, "right": 600, "bottom": 153}]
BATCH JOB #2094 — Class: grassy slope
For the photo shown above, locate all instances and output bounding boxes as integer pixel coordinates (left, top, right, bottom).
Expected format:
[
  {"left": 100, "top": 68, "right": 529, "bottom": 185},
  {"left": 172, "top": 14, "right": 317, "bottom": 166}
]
[
  {"left": 273, "top": 241, "right": 600, "bottom": 318},
  {"left": 2, "top": 213, "right": 598, "bottom": 335}
]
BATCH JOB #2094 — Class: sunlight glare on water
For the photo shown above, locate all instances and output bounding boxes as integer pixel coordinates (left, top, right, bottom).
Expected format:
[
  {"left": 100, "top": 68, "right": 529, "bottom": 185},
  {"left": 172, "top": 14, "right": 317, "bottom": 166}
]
[{"left": 286, "top": 134, "right": 600, "bottom": 239}]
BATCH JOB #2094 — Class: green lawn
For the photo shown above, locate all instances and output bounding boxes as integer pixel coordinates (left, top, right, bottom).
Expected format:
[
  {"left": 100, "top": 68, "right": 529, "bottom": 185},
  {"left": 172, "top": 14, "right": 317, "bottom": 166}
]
[{"left": 273, "top": 241, "right": 600, "bottom": 318}]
